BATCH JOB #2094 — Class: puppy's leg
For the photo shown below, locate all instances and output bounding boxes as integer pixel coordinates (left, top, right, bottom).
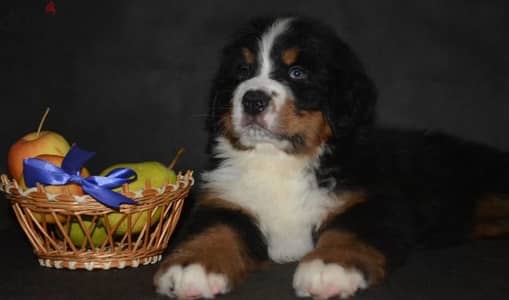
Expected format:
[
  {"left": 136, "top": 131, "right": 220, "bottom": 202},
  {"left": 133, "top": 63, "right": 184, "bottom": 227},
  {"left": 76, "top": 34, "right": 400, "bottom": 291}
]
[
  {"left": 293, "top": 195, "right": 412, "bottom": 299},
  {"left": 293, "top": 229, "right": 385, "bottom": 299},
  {"left": 154, "top": 200, "right": 268, "bottom": 299}
]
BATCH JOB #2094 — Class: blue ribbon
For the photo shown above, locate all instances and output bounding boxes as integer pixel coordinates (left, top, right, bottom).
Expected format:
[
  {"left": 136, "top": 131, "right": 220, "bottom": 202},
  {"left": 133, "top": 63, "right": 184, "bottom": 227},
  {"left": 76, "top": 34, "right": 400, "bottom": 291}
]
[{"left": 23, "top": 145, "right": 138, "bottom": 209}]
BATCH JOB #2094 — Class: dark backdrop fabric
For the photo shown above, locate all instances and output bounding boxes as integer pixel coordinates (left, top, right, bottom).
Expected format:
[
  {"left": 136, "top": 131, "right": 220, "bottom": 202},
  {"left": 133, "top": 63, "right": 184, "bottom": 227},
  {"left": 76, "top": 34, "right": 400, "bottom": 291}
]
[
  {"left": 1, "top": 1, "right": 509, "bottom": 299},
  {"left": 2, "top": 0, "right": 509, "bottom": 176}
]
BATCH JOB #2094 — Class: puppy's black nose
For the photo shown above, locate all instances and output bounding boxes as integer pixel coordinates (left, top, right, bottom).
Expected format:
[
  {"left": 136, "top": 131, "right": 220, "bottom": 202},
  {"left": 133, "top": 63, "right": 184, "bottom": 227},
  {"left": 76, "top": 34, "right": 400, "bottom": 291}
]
[{"left": 242, "top": 90, "right": 270, "bottom": 115}]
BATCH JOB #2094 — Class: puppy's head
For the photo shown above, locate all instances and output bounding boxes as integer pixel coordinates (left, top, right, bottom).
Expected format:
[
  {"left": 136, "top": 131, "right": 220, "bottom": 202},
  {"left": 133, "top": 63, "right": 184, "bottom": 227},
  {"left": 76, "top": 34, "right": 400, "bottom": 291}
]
[{"left": 208, "top": 17, "right": 376, "bottom": 155}]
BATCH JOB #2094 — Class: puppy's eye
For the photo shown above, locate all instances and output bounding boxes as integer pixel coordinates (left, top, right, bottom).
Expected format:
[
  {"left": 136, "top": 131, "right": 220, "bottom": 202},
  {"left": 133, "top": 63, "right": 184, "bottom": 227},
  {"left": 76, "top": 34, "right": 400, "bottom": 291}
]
[
  {"left": 237, "top": 64, "right": 252, "bottom": 80},
  {"left": 288, "top": 66, "right": 308, "bottom": 80}
]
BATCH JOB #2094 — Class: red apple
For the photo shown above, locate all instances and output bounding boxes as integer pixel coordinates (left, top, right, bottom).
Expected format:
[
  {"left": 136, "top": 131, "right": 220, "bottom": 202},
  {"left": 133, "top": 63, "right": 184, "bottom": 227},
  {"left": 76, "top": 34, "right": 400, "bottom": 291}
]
[
  {"left": 8, "top": 131, "right": 71, "bottom": 181},
  {"left": 19, "top": 154, "right": 90, "bottom": 224},
  {"left": 7, "top": 108, "right": 71, "bottom": 181},
  {"left": 19, "top": 154, "right": 90, "bottom": 195}
]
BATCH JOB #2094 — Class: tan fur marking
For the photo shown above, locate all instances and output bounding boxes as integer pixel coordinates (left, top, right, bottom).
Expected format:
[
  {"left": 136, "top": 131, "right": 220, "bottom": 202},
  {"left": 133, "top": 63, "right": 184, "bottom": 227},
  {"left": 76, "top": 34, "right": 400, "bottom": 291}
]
[
  {"left": 322, "top": 191, "right": 367, "bottom": 226},
  {"left": 219, "top": 111, "right": 234, "bottom": 139},
  {"left": 475, "top": 195, "right": 509, "bottom": 220},
  {"left": 301, "top": 230, "right": 386, "bottom": 284},
  {"left": 281, "top": 47, "right": 300, "bottom": 65},
  {"left": 155, "top": 224, "right": 264, "bottom": 288},
  {"left": 472, "top": 221, "right": 509, "bottom": 239},
  {"left": 278, "top": 101, "right": 332, "bottom": 155},
  {"left": 472, "top": 195, "right": 509, "bottom": 239},
  {"left": 242, "top": 47, "right": 255, "bottom": 64},
  {"left": 219, "top": 111, "right": 252, "bottom": 151}
]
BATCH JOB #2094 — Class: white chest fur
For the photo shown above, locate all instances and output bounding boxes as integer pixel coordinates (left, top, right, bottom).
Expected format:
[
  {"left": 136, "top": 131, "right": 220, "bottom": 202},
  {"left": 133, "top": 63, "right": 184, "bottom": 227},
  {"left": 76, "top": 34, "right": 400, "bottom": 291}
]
[{"left": 202, "top": 139, "right": 342, "bottom": 263}]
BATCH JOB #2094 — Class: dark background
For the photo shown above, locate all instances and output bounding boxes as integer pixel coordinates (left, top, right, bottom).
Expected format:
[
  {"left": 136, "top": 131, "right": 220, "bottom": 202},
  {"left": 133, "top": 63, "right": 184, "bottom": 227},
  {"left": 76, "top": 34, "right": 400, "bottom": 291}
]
[
  {"left": 2, "top": 1, "right": 509, "bottom": 175},
  {"left": 1, "top": 1, "right": 509, "bottom": 299}
]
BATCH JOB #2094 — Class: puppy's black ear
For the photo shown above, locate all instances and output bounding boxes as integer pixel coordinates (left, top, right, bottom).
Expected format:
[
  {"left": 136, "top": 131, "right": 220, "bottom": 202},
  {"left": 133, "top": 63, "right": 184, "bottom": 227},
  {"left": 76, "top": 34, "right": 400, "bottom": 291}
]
[{"left": 326, "top": 67, "right": 377, "bottom": 139}]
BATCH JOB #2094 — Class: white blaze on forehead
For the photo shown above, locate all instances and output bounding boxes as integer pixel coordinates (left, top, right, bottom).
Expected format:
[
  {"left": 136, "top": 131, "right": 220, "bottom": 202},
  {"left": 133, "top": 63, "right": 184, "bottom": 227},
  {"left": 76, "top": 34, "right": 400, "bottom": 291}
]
[
  {"left": 231, "top": 18, "right": 294, "bottom": 150},
  {"left": 257, "top": 18, "right": 293, "bottom": 77}
]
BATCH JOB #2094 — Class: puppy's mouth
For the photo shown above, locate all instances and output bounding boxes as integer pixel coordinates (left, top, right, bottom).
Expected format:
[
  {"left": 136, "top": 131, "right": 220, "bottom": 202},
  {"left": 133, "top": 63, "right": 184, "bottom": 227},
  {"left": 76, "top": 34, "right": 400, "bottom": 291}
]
[
  {"left": 241, "top": 113, "right": 269, "bottom": 129},
  {"left": 241, "top": 123, "right": 278, "bottom": 139},
  {"left": 237, "top": 117, "right": 281, "bottom": 143},
  {"left": 234, "top": 92, "right": 285, "bottom": 147},
  {"left": 236, "top": 115, "right": 303, "bottom": 152}
]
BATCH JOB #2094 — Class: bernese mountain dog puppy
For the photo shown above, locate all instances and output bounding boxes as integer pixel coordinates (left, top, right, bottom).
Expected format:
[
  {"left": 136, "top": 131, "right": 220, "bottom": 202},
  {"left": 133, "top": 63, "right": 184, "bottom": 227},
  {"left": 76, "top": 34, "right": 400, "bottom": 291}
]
[{"left": 154, "top": 16, "right": 509, "bottom": 299}]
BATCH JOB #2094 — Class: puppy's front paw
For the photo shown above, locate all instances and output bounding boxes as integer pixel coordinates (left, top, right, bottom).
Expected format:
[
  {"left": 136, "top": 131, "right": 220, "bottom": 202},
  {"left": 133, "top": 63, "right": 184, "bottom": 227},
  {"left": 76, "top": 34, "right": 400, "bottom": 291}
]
[
  {"left": 293, "top": 259, "right": 367, "bottom": 299},
  {"left": 155, "top": 264, "right": 229, "bottom": 299}
]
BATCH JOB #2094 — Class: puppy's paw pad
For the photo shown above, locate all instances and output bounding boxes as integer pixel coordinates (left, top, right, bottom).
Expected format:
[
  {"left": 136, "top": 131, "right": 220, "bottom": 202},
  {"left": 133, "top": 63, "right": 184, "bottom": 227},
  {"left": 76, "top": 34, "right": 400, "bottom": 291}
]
[
  {"left": 293, "top": 259, "right": 367, "bottom": 299},
  {"left": 155, "top": 264, "right": 229, "bottom": 299}
]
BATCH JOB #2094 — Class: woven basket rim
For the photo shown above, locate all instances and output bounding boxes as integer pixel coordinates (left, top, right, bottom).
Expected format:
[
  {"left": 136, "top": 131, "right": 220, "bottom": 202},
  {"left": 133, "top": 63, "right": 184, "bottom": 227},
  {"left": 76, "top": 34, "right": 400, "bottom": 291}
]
[{"left": 0, "top": 171, "right": 194, "bottom": 214}]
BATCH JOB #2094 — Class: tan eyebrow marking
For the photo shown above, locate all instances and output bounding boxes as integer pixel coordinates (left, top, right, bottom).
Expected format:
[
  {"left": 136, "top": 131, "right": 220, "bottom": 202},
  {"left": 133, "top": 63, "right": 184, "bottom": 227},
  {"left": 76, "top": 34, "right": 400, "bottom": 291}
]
[
  {"left": 281, "top": 47, "right": 300, "bottom": 65},
  {"left": 242, "top": 47, "right": 255, "bottom": 64}
]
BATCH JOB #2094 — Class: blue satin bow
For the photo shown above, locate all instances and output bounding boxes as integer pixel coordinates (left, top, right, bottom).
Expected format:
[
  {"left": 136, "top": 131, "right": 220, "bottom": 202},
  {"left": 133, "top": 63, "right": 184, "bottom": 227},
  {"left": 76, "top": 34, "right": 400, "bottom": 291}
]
[{"left": 23, "top": 145, "right": 138, "bottom": 209}]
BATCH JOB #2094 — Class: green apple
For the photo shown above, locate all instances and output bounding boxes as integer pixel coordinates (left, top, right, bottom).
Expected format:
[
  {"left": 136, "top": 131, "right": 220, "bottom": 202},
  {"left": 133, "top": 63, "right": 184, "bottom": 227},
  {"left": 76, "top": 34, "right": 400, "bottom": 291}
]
[
  {"left": 99, "top": 161, "right": 177, "bottom": 235},
  {"left": 99, "top": 161, "right": 177, "bottom": 192},
  {"left": 69, "top": 221, "right": 107, "bottom": 248},
  {"left": 102, "top": 207, "right": 163, "bottom": 236}
]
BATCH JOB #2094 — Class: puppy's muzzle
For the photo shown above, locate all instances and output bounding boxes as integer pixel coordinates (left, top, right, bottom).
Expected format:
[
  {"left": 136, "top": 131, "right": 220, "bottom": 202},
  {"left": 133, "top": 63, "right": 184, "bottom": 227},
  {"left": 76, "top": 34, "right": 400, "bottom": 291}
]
[{"left": 242, "top": 90, "right": 271, "bottom": 116}]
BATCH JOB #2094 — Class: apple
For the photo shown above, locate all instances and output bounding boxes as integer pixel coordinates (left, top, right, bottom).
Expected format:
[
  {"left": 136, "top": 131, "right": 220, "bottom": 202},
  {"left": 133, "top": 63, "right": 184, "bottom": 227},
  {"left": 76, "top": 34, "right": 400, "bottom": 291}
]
[
  {"left": 99, "top": 161, "right": 177, "bottom": 235},
  {"left": 19, "top": 154, "right": 90, "bottom": 195},
  {"left": 19, "top": 154, "right": 90, "bottom": 224},
  {"left": 98, "top": 149, "right": 184, "bottom": 236},
  {"left": 7, "top": 108, "right": 71, "bottom": 181},
  {"left": 102, "top": 207, "right": 163, "bottom": 236},
  {"left": 99, "top": 161, "right": 177, "bottom": 192},
  {"left": 8, "top": 131, "right": 70, "bottom": 181},
  {"left": 69, "top": 220, "right": 108, "bottom": 248}
]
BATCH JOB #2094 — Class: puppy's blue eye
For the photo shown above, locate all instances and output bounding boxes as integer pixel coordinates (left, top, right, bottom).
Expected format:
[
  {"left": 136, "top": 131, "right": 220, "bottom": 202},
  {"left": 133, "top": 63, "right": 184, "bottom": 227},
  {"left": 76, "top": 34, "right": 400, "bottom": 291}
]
[{"left": 288, "top": 66, "right": 307, "bottom": 80}]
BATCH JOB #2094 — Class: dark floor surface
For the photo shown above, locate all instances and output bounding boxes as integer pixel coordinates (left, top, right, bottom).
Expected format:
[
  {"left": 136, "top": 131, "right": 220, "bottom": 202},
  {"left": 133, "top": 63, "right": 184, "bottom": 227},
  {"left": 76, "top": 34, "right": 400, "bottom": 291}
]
[{"left": 1, "top": 224, "right": 508, "bottom": 300}]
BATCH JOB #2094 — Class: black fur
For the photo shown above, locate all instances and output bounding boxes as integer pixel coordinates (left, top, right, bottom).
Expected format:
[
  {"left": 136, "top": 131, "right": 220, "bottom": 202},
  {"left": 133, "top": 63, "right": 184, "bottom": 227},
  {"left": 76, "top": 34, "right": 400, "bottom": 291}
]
[{"left": 320, "top": 128, "right": 509, "bottom": 267}]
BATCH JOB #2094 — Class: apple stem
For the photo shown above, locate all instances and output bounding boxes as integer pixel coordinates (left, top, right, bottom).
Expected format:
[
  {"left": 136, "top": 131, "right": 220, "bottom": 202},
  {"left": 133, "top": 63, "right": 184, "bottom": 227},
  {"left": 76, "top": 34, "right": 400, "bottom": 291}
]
[
  {"left": 168, "top": 148, "right": 185, "bottom": 170},
  {"left": 36, "top": 107, "right": 51, "bottom": 137}
]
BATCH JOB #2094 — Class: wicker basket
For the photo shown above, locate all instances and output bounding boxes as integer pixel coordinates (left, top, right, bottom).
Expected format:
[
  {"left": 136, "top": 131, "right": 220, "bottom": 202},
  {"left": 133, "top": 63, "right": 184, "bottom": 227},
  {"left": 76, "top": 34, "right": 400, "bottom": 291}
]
[{"left": 0, "top": 171, "right": 193, "bottom": 270}]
